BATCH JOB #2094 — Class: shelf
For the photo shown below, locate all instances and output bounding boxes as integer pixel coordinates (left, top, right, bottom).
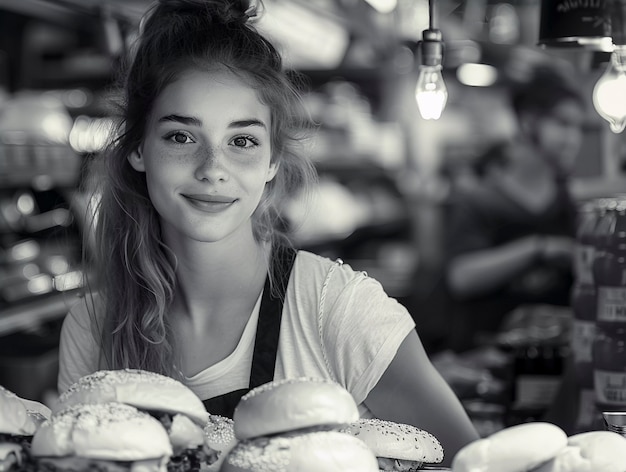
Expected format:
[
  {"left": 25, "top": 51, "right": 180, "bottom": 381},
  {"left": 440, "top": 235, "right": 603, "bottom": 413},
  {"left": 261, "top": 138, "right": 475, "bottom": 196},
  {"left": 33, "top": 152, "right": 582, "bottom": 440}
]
[
  {"left": 570, "top": 176, "right": 626, "bottom": 202},
  {"left": 0, "top": 289, "right": 81, "bottom": 337}
]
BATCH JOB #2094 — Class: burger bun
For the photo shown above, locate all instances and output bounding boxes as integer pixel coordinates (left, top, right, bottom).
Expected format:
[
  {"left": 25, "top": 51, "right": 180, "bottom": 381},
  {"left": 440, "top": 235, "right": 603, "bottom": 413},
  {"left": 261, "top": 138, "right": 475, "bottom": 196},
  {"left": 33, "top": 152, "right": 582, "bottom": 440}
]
[
  {"left": 451, "top": 422, "right": 567, "bottom": 472},
  {"left": 31, "top": 402, "right": 173, "bottom": 463},
  {"left": 0, "top": 386, "right": 40, "bottom": 436},
  {"left": 220, "top": 430, "right": 379, "bottom": 472},
  {"left": 233, "top": 378, "right": 359, "bottom": 440},
  {"left": 55, "top": 369, "right": 209, "bottom": 425},
  {"left": 532, "top": 431, "right": 626, "bottom": 472},
  {"left": 342, "top": 418, "right": 444, "bottom": 466},
  {"left": 203, "top": 414, "right": 237, "bottom": 471}
]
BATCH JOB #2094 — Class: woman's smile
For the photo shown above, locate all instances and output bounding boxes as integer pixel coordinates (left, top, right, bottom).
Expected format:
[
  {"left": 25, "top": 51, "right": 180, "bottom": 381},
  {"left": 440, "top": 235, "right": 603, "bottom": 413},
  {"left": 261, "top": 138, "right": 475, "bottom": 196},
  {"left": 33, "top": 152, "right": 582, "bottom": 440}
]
[{"left": 182, "top": 193, "right": 237, "bottom": 213}]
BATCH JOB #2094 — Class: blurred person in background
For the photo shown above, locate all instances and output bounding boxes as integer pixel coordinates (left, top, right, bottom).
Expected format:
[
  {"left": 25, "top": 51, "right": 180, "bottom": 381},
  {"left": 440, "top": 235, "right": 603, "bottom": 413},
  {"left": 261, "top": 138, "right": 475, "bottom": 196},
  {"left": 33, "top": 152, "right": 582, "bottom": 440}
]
[
  {"left": 443, "top": 65, "right": 586, "bottom": 352},
  {"left": 57, "top": 0, "right": 479, "bottom": 463}
]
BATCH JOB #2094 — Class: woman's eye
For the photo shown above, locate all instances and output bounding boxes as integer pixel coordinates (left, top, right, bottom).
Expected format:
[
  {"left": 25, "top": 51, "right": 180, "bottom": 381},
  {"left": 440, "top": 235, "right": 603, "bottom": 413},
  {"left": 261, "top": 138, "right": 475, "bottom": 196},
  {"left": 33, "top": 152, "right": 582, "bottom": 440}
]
[
  {"left": 231, "top": 136, "right": 259, "bottom": 148},
  {"left": 165, "top": 132, "right": 194, "bottom": 144}
]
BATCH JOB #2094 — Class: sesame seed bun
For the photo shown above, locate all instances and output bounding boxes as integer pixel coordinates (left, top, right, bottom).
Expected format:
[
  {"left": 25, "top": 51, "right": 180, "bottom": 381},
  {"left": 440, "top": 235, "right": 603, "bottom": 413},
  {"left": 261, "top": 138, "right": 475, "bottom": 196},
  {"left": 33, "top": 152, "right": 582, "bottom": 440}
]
[
  {"left": 342, "top": 418, "right": 444, "bottom": 468},
  {"left": 203, "top": 414, "right": 237, "bottom": 471},
  {"left": 233, "top": 378, "right": 359, "bottom": 440},
  {"left": 31, "top": 402, "right": 172, "bottom": 465},
  {"left": 220, "top": 430, "right": 379, "bottom": 472},
  {"left": 55, "top": 369, "right": 209, "bottom": 426}
]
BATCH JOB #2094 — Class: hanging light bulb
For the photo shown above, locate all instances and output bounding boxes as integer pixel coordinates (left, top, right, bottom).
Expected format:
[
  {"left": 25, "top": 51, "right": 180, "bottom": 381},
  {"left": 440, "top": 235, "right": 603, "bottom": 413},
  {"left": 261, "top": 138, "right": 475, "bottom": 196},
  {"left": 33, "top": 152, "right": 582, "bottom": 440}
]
[
  {"left": 593, "top": 46, "right": 626, "bottom": 133},
  {"left": 415, "top": 2, "right": 447, "bottom": 120},
  {"left": 415, "top": 60, "right": 447, "bottom": 119}
]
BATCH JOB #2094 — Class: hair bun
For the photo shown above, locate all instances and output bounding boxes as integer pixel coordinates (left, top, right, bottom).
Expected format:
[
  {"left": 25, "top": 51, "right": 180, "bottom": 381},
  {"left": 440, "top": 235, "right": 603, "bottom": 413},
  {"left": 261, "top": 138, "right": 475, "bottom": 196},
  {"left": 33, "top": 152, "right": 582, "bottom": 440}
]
[
  {"left": 155, "top": 0, "right": 260, "bottom": 25},
  {"left": 238, "top": 0, "right": 260, "bottom": 19}
]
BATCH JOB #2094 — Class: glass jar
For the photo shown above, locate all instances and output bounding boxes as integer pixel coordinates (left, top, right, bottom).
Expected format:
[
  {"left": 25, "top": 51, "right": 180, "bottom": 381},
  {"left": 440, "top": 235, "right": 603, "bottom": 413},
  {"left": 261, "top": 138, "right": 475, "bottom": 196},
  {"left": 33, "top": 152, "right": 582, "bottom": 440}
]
[
  {"left": 570, "top": 199, "right": 602, "bottom": 431},
  {"left": 593, "top": 326, "right": 626, "bottom": 414},
  {"left": 592, "top": 199, "right": 626, "bottom": 425},
  {"left": 571, "top": 200, "right": 599, "bottom": 389}
]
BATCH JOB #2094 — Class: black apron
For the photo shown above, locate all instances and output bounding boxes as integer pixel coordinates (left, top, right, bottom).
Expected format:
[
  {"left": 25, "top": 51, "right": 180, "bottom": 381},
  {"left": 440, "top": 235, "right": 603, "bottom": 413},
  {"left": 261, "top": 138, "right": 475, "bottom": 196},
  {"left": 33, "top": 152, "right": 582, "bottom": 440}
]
[{"left": 202, "top": 246, "right": 297, "bottom": 418}]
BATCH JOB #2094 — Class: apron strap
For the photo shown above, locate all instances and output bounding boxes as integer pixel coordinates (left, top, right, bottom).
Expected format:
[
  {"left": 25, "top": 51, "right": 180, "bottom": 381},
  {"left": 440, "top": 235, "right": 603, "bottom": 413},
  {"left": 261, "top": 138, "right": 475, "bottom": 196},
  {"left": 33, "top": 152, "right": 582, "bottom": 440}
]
[
  {"left": 202, "top": 388, "right": 248, "bottom": 419},
  {"left": 249, "top": 245, "right": 296, "bottom": 389},
  {"left": 202, "top": 246, "right": 297, "bottom": 417}
]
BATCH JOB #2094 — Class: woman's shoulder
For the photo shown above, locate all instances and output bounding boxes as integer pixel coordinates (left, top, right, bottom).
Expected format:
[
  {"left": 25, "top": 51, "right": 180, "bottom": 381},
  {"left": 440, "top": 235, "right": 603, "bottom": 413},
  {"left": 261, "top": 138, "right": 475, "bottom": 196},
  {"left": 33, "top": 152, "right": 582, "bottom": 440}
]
[
  {"left": 293, "top": 249, "right": 336, "bottom": 270},
  {"left": 293, "top": 250, "right": 367, "bottom": 284},
  {"left": 291, "top": 249, "right": 382, "bottom": 310}
]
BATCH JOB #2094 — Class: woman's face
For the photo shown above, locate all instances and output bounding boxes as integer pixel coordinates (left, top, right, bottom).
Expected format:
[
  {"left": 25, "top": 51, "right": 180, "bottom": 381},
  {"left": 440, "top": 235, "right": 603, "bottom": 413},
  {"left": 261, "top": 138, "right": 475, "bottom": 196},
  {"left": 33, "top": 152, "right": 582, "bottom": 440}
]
[{"left": 129, "top": 69, "right": 278, "bottom": 246}]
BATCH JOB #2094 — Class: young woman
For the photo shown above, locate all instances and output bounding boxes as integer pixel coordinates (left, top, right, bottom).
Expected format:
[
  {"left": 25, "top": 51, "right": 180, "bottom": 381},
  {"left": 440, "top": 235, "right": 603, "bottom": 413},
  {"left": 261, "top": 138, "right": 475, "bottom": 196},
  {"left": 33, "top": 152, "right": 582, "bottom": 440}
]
[{"left": 58, "top": 0, "right": 479, "bottom": 464}]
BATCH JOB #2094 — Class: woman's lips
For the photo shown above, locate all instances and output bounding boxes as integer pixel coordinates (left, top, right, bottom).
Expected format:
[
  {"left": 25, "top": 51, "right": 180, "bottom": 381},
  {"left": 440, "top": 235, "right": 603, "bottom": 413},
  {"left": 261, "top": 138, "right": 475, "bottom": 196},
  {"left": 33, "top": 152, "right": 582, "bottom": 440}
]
[{"left": 182, "top": 194, "right": 236, "bottom": 212}]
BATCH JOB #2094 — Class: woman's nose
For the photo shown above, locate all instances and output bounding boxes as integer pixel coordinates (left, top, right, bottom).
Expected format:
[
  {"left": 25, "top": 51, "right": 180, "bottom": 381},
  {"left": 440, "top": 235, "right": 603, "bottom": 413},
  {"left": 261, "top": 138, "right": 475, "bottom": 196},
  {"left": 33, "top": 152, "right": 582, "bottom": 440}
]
[{"left": 194, "top": 146, "right": 229, "bottom": 182}]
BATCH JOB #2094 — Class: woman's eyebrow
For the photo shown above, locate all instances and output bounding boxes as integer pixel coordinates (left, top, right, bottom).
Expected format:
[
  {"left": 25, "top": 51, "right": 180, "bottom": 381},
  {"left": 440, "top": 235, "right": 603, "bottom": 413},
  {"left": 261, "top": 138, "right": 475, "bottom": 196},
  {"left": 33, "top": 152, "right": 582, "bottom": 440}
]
[
  {"left": 229, "top": 119, "right": 267, "bottom": 129},
  {"left": 158, "top": 114, "right": 202, "bottom": 126}
]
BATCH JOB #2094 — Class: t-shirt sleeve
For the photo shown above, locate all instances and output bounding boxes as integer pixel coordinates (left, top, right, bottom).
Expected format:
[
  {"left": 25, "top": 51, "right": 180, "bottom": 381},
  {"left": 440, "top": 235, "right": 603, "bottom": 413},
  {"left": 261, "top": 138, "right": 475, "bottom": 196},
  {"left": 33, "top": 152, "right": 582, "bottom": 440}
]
[
  {"left": 318, "top": 263, "right": 415, "bottom": 406},
  {"left": 57, "top": 296, "right": 102, "bottom": 394}
]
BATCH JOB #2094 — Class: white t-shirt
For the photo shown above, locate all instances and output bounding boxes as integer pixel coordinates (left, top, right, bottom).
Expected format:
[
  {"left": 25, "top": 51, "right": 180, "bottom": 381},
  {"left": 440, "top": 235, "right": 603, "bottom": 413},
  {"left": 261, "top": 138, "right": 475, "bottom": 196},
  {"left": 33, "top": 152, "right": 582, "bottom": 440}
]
[{"left": 58, "top": 251, "right": 415, "bottom": 416}]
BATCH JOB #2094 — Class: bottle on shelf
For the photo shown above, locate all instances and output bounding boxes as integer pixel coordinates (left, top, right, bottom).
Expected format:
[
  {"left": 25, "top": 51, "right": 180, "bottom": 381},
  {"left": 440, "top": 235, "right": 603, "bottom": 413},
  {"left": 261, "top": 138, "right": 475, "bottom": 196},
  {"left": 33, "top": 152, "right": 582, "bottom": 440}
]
[
  {"left": 592, "top": 197, "right": 626, "bottom": 426},
  {"left": 503, "top": 303, "right": 570, "bottom": 428},
  {"left": 570, "top": 199, "right": 600, "bottom": 432},
  {"left": 506, "top": 339, "right": 567, "bottom": 426}
]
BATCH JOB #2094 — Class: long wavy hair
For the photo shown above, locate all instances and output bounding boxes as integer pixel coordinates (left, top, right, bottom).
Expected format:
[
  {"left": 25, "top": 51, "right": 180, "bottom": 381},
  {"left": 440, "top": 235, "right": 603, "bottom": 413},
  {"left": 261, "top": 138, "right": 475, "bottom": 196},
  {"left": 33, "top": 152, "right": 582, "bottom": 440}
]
[{"left": 81, "top": 0, "right": 317, "bottom": 378}]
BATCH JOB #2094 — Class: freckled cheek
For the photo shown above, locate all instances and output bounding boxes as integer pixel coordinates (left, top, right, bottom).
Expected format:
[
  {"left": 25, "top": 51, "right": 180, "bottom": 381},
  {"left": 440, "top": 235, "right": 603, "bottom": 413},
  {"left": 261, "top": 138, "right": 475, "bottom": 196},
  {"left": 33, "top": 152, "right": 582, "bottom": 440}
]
[
  {"left": 155, "top": 147, "right": 201, "bottom": 164},
  {"left": 229, "top": 158, "right": 268, "bottom": 174},
  {"left": 143, "top": 150, "right": 203, "bottom": 179},
  {"left": 141, "top": 157, "right": 190, "bottom": 192},
  {"left": 222, "top": 150, "right": 272, "bottom": 176}
]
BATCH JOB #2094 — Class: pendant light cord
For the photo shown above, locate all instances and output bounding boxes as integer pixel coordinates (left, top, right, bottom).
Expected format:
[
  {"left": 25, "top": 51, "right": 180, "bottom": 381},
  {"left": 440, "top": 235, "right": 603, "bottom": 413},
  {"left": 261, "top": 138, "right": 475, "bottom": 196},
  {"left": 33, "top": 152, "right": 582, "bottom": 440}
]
[{"left": 429, "top": 0, "right": 435, "bottom": 30}]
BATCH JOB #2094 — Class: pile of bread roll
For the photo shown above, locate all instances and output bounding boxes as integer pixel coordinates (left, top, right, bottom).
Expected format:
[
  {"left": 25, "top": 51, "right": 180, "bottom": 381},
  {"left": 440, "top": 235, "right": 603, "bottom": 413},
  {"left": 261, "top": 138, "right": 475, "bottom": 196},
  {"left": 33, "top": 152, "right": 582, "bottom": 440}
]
[
  {"left": 220, "top": 377, "right": 447, "bottom": 471},
  {"left": 4, "top": 372, "right": 449, "bottom": 472},
  {"left": 451, "top": 421, "right": 626, "bottom": 472},
  {"left": 22, "top": 369, "right": 237, "bottom": 471},
  {"left": 220, "top": 377, "right": 378, "bottom": 471},
  {"left": 9, "top": 370, "right": 625, "bottom": 472}
]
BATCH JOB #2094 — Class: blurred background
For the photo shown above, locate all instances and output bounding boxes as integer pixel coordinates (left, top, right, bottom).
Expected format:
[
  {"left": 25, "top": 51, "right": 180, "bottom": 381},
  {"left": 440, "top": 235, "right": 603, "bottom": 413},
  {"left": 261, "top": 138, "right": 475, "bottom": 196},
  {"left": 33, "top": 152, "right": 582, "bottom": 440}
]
[{"left": 1, "top": 0, "right": 625, "bottom": 437}]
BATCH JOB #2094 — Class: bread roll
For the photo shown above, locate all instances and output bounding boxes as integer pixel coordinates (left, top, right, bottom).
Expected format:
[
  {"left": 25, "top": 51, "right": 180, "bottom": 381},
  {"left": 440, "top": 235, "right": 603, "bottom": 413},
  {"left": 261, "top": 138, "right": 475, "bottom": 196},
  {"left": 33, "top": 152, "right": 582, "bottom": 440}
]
[
  {"left": 220, "top": 430, "right": 379, "bottom": 472},
  {"left": 233, "top": 378, "right": 359, "bottom": 440},
  {"left": 451, "top": 422, "right": 567, "bottom": 472},
  {"left": 55, "top": 369, "right": 209, "bottom": 426},
  {"left": 31, "top": 402, "right": 172, "bottom": 464},
  {"left": 0, "top": 385, "right": 47, "bottom": 471},
  {"left": 532, "top": 431, "right": 626, "bottom": 472},
  {"left": 204, "top": 414, "right": 237, "bottom": 471},
  {"left": 342, "top": 418, "right": 444, "bottom": 468},
  {"left": 0, "top": 385, "right": 39, "bottom": 436}
]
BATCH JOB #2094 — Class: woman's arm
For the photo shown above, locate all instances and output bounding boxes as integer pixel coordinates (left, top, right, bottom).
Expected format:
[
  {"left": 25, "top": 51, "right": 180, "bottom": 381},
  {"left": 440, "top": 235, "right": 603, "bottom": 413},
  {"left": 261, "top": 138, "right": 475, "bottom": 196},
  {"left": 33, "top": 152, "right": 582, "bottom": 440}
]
[
  {"left": 364, "top": 330, "right": 480, "bottom": 467},
  {"left": 447, "top": 234, "right": 575, "bottom": 299},
  {"left": 446, "top": 234, "right": 540, "bottom": 298}
]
